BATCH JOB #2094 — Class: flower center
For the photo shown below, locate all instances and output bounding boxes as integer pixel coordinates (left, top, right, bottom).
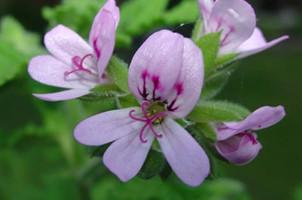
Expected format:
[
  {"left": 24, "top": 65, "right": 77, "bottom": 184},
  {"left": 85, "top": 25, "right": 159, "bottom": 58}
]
[
  {"left": 129, "top": 101, "right": 167, "bottom": 143},
  {"left": 64, "top": 54, "right": 98, "bottom": 78}
]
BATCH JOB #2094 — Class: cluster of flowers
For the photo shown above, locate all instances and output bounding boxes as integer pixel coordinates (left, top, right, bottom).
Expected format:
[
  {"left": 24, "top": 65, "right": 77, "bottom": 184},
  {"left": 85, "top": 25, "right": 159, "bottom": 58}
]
[{"left": 28, "top": 0, "right": 287, "bottom": 186}]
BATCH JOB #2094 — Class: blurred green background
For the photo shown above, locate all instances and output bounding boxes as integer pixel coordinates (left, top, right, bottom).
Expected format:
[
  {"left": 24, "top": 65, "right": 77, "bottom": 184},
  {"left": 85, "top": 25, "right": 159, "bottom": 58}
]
[{"left": 0, "top": 0, "right": 301, "bottom": 200}]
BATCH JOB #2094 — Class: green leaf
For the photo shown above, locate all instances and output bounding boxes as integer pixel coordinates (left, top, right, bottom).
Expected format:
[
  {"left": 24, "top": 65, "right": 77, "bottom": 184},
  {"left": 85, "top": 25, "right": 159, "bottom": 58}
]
[
  {"left": 196, "top": 32, "right": 221, "bottom": 75},
  {"left": 201, "top": 68, "right": 233, "bottom": 99},
  {"left": 188, "top": 100, "right": 250, "bottom": 123},
  {"left": 107, "top": 56, "right": 129, "bottom": 93},
  {"left": 0, "top": 17, "right": 43, "bottom": 86},
  {"left": 43, "top": 0, "right": 105, "bottom": 38},
  {"left": 120, "top": 0, "right": 169, "bottom": 35},
  {"left": 163, "top": 0, "right": 198, "bottom": 25},
  {"left": 0, "top": 16, "right": 43, "bottom": 57},
  {"left": 138, "top": 150, "right": 165, "bottom": 179},
  {"left": 0, "top": 42, "right": 24, "bottom": 86}
]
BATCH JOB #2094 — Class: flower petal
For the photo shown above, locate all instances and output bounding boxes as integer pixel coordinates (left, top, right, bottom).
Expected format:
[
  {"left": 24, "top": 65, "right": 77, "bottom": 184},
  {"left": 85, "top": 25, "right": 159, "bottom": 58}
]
[
  {"left": 198, "top": 0, "right": 214, "bottom": 22},
  {"left": 207, "top": 0, "right": 256, "bottom": 55},
  {"left": 168, "top": 38, "right": 204, "bottom": 118},
  {"left": 28, "top": 55, "right": 97, "bottom": 89},
  {"left": 44, "top": 25, "right": 93, "bottom": 66},
  {"left": 238, "top": 28, "right": 289, "bottom": 59},
  {"left": 89, "top": 0, "right": 119, "bottom": 78},
  {"left": 158, "top": 119, "right": 210, "bottom": 186},
  {"left": 33, "top": 89, "right": 90, "bottom": 101},
  {"left": 128, "top": 30, "right": 185, "bottom": 102},
  {"left": 103, "top": 132, "right": 153, "bottom": 182},
  {"left": 215, "top": 134, "right": 262, "bottom": 165},
  {"left": 74, "top": 108, "right": 142, "bottom": 146},
  {"left": 218, "top": 106, "right": 286, "bottom": 140}
]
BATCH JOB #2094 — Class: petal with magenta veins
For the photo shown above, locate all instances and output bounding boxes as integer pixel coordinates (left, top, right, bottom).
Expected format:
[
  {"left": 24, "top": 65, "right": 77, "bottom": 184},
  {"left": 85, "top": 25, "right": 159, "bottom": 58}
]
[
  {"left": 238, "top": 28, "right": 289, "bottom": 59},
  {"left": 218, "top": 106, "right": 286, "bottom": 140},
  {"left": 33, "top": 89, "right": 90, "bottom": 102},
  {"left": 215, "top": 133, "right": 262, "bottom": 165},
  {"left": 103, "top": 131, "right": 153, "bottom": 182},
  {"left": 74, "top": 108, "right": 142, "bottom": 146},
  {"left": 167, "top": 38, "right": 204, "bottom": 118},
  {"left": 89, "top": 0, "right": 119, "bottom": 79},
  {"left": 44, "top": 25, "right": 94, "bottom": 66},
  {"left": 128, "top": 30, "right": 184, "bottom": 102},
  {"left": 158, "top": 119, "right": 210, "bottom": 187},
  {"left": 28, "top": 55, "right": 97, "bottom": 89},
  {"left": 207, "top": 0, "right": 256, "bottom": 55},
  {"left": 198, "top": 0, "right": 214, "bottom": 22}
]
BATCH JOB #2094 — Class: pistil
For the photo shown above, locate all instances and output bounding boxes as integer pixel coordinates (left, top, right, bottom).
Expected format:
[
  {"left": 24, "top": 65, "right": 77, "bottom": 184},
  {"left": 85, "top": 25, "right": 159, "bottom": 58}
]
[{"left": 64, "top": 54, "right": 98, "bottom": 78}]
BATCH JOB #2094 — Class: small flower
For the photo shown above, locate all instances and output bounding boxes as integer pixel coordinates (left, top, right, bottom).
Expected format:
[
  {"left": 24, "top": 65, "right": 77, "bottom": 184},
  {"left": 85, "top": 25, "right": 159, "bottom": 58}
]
[
  {"left": 198, "top": 0, "right": 289, "bottom": 59},
  {"left": 28, "top": 0, "right": 120, "bottom": 101},
  {"left": 74, "top": 30, "right": 210, "bottom": 186},
  {"left": 215, "top": 106, "right": 286, "bottom": 165}
]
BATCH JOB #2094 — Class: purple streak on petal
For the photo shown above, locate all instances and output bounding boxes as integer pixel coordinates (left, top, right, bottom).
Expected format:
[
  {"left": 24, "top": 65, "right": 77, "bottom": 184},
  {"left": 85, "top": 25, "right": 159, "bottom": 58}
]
[
  {"left": 128, "top": 30, "right": 184, "bottom": 103},
  {"left": 168, "top": 38, "right": 204, "bottom": 118},
  {"left": 44, "top": 25, "right": 93, "bottom": 66},
  {"left": 238, "top": 28, "right": 289, "bottom": 59},
  {"left": 158, "top": 119, "right": 210, "bottom": 186},
  {"left": 89, "top": 0, "right": 119, "bottom": 80},
  {"left": 217, "top": 106, "right": 286, "bottom": 140},
  {"left": 207, "top": 0, "right": 256, "bottom": 55},
  {"left": 103, "top": 131, "right": 153, "bottom": 182},
  {"left": 28, "top": 55, "right": 97, "bottom": 89},
  {"left": 198, "top": 0, "right": 214, "bottom": 21},
  {"left": 74, "top": 108, "right": 142, "bottom": 146},
  {"left": 215, "top": 133, "right": 262, "bottom": 165},
  {"left": 33, "top": 89, "right": 90, "bottom": 101}
]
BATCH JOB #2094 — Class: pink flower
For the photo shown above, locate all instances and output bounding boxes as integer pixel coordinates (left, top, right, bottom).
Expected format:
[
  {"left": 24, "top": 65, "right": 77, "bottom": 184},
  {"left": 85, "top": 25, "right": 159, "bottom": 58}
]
[
  {"left": 74, "top": 30, "right": 210, "bottom": 186},
  {"left": 198, "top": 0, "right": 289, "bottom": 59},
  {"left": 215, "top": 106, "right": 286, "bottom": 165},
  {"left": 28, "top": 0, "right": 120, "bottom": 101}
]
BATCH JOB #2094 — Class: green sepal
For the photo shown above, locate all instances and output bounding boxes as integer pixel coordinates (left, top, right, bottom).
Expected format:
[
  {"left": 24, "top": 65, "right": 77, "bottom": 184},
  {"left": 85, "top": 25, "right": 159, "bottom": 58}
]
[
  {"left": 192, "top": 18, "right": 203, "bottom": 42},
  {"left": 194, "top": 123, "right": 217, "bottom": 142},
  {"left": 79, "top": 84, "right": 120, "bottom": 102},
  {"left": 138, "top": 149, "right": 166, "bottom": 179},
  {"left": 215, "top": 53, "right": 238, "bottom": 66},
  {"left": 119, "top": 94, "right": 140, "bottom": 108},
  {"left": 201, "top": 67, "right": 234, "bottom": 100},
  {"left": 107, "top": 56, "right": 129, "bottom": 93},
  {"left": 188, "top": 100, "right": 250, "bottom": 123},
  {"left": 196, "top": 32, "right": 221, "bottom": 75}
]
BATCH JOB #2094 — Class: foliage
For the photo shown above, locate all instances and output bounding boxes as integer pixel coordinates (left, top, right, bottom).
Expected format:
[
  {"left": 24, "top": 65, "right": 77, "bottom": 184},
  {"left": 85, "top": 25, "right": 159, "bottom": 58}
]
[{"left": 0, "top": 17, "right": 43, "bottom": 86}]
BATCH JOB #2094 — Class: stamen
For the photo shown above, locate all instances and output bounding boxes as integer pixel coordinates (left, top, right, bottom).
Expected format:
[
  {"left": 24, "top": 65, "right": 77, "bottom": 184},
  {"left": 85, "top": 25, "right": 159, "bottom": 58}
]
[
  {"left": 128, "top": 110, "right": 147, "bottom": 122},
  {"left": 64, "top": 54, "right": 97, "bottom": 78},
  {"left": 129, "top": 102, "right": 166, "bottom": 143}
]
